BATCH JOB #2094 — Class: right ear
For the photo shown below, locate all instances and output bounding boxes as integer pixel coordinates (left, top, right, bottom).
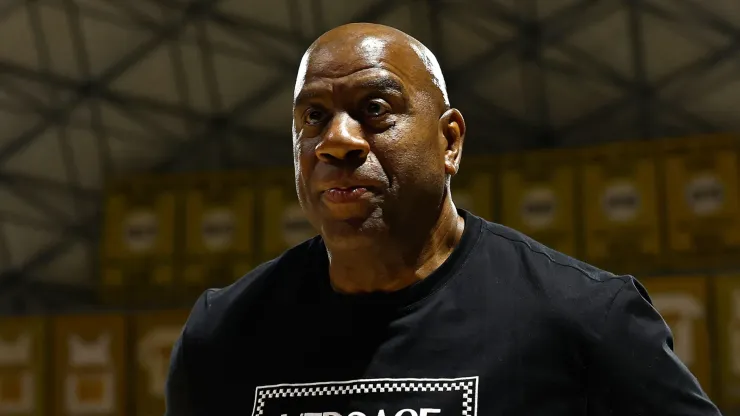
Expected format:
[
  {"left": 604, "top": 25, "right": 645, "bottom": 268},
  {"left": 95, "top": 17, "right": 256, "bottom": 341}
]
[{"left": 439, "top": 108, "right": 466, "bottom": 176}]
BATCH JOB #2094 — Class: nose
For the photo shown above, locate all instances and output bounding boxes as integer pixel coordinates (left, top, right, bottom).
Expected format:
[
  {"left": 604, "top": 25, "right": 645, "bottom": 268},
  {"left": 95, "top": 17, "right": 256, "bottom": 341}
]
[{"left": 315, "top": 112, "right": 370, "bottom": 163}]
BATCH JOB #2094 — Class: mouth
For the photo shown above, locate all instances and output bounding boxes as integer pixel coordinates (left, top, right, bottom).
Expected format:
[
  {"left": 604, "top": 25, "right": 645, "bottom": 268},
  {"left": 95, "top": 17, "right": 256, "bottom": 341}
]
[{"left": 321, "top": 186, "right": 373, "bottom": 204}]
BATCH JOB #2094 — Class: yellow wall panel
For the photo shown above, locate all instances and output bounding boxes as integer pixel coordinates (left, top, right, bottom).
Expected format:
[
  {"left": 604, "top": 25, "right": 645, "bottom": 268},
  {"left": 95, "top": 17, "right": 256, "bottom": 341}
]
[
  {"left": 259, "top": 169, "right": 315, "bottom": 261},
  {"left": 133, "top": 310, "right": 189, "bottom": 416},
  {"left": 0, "top": 316, "right": 46, "bottom": 416},
  {"left": 581, "top": 142, "right": 661, "bottom": 273},
  {"left": 640, "top": 276, "right": 713, "bottom": 395},
  {"left": 662, "top": 135, "right": 740, "bottom": 268},
  {"left": 713, "top": 274, "right": 740, "bottom": 411},
  {"left": 500, "top": 149, "right": 577, "bottom": 255},
  {"left": 180, "top": 259, "right": 252, "bottom": 302},
  {"left": 101, "top": 261, "right": 175, "bottom": 308},
  {"left": 102, "top": 176, "right": 177, "bottom": 261},
  {"left": 184, "top": 172, "right": 254, "bottom": 257},
  {"left": 52, "top": 314, "right": 126, "bottom": 416},
  {"left": 453, "top": 156, "right": 496, "bottom": 221}
]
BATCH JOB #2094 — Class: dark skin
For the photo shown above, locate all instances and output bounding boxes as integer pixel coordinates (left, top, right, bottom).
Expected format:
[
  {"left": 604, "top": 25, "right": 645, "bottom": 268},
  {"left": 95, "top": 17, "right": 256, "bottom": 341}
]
[{"left": 292, "top": 23, "right": 466, "bottom": 294}]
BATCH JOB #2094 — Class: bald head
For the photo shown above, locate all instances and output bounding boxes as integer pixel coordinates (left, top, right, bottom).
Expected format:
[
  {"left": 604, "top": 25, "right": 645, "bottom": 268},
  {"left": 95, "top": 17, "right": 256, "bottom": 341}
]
[{"left": 294, "top": 23, "right": 450, "bottom": 113}]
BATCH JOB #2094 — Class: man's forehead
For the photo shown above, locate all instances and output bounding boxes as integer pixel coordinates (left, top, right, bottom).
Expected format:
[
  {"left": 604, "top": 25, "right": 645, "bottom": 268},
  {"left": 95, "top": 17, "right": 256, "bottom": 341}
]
[
  {"left": 310, "top": 36, "right": 397, "bottom": 72},
  {"left": 294, "top": 35, "right": 423, "bottom": 99}
]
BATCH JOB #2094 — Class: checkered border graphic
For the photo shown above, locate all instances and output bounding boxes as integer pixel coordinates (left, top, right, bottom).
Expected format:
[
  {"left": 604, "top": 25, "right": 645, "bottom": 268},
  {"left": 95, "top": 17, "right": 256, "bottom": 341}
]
[{"left": 252, "top": 377, "right": 478, "bottom": 416}]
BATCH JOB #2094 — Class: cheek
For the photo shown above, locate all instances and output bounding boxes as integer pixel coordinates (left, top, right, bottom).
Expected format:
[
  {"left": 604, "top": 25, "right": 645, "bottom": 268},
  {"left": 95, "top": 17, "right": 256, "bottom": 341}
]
[
  {"left": 387, "top": 119, "right": 442, "bottom": 163},
  {"left": 294, "top": 136, "right": 317, "bottom": 170},
  {"left": 295, "top": 165, "right": 313, "bottom": 213},
  {"left": 376, "top": 143, "right": 440, "bottom": 191},
  {"left": 293, "top": 134, "right": 308, "bottom": 159},
  {"left": 296, "top": 134, "right": 320, "bottom": 156},
  {"left": 389, "top": 125, "right": 446, "bottom": 190},
  {"left": 294, "top": 138, "right": 319, "bottom": 201}
]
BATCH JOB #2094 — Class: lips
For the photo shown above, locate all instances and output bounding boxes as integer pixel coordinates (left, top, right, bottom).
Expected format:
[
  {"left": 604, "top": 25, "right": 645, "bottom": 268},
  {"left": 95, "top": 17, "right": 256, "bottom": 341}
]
[{"left": 322, "top": 186, "right": 371, "bottom": 204}]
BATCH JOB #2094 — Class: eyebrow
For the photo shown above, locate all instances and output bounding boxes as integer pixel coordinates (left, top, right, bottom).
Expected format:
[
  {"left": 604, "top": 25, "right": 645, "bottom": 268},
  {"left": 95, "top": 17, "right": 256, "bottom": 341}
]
[
  {"left": 294, "top": 75, "right": 407, "bottom": 108},
  {"left": 294, "top": 88, "right": 326, "bottom": 108},
  {"left": 352, "top": 76, "right": 406, "bottom": 95}
]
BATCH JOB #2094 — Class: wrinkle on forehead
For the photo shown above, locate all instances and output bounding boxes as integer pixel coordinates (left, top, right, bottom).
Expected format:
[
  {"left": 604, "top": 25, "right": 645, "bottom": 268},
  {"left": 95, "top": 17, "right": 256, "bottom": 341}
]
[{"left": 294, "top": 24, "right": 449, "bottom": 109}]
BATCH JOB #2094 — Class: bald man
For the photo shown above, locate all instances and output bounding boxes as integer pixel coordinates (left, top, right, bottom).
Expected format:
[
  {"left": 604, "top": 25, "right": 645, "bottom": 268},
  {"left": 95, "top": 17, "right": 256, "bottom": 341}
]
[{"left": 165, "top": 24, "right": 720, "bottom": 415}]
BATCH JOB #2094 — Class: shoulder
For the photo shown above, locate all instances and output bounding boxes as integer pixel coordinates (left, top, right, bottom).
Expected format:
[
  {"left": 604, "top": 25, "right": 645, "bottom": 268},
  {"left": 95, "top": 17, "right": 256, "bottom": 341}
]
[
  {"left": 477, "top": 218, "right": 628, "bottom": 288},
  {"left": 475, "top": 218, "right": 634, "bottom": 325},
  {"left": 180, "top": 236, "right": 323, "bottom": 344}
]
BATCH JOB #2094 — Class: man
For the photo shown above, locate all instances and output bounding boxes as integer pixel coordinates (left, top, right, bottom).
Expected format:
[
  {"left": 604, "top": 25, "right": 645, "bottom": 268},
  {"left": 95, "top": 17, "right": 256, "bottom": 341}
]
[{"left": 165, "top": 23, "right": 721, "bottom": 415}]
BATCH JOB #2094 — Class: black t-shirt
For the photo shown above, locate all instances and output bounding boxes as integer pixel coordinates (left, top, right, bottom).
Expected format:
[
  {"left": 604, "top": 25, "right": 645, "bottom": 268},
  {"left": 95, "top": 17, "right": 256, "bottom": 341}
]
[{"left": 165, "top": 210, "right": 720, "bottom": 415}]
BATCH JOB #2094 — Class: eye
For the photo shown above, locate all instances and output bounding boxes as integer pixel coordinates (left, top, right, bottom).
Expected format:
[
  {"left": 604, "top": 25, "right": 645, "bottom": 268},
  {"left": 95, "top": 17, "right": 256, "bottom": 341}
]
[
  {"left": 364, "top": 99, "right": 390, "bottom": 118},
  {"left": 304, "top": 108, "right": 326, "bottom": 125}
]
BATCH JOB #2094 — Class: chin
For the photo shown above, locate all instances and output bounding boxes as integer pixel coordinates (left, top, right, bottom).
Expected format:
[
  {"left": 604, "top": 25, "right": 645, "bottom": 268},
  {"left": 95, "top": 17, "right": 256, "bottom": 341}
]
[{"left": 319, "top": 215, "right": 386, "bottom": 251}]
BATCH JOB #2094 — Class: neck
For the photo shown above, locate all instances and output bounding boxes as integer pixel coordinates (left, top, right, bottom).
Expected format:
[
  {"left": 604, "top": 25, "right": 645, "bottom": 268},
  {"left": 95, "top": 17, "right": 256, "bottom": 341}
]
[{"left": 326, "top": 193, "right": 464, "bottom": 294}]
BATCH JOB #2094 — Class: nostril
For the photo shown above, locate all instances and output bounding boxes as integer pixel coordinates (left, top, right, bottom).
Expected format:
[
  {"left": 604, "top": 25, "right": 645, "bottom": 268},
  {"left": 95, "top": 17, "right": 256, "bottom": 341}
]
[
  {"left": 345, "top": 149, "right": 365, "bottom": 159},
  {"left": 320, "top": 153, "right": 341, "bottom": 163},
  {"left": 320, "top": 150, "right": 364, "bottom": 162}
]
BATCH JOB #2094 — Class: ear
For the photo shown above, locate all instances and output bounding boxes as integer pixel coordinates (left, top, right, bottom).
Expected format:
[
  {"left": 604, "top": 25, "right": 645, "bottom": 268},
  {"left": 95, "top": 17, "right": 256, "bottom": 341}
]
[{"left": 439, "top": 108, "right": 466, "bottom": 176}]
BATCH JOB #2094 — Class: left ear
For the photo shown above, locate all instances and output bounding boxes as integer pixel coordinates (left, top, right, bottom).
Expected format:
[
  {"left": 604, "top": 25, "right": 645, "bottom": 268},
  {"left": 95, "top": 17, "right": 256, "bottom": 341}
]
[{"left": 439, "top": 108, "right": 466, "bottom": 176}]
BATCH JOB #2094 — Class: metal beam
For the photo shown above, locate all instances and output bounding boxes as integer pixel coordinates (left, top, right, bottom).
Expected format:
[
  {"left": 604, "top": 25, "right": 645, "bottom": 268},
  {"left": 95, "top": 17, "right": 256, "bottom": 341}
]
[
  {"left": 445, "top": 0, "right": 620, "bottom": 87},
  {"left": 671, "top": 0, "right": 740, "bottom": 37},
  {"left": 2, "top": 184, "right": 73, "bottom": 223},
  {"left": 154, "top": 0, "right": 315, "bottom": 46},
  {"left": 558, "top": 18, "right": 740, "bottom": 136},
  {"left": 43, "top": 0, "right": 300, "bottom": 70},
  {"left": 0, "top": 210, "right": 72, "bottom": 231},
  {"left": 0, "top": 223, "right": 9, "bottom": 273},
  {"left": 518, "top": 0, "right": 553, "bottom": 146},
  {"left": 0, "top": 59, "right": 286, "bottom": 142},
  {"left": 309, "top": 0, "right": 324, "bottom": 35},
  {"left": 640, "top": 2, "right": 740, "bottom": 103},
  {"left": 626, "top": 0, "right": 652, "bottom": 138},
  {"left": 0, "top": 77, "right": 47, "bottom": 111},
  {"left": 150, "top": 76, "right": 290, "bottom": 172},
  {"left": 437, "top": 0, "right": 623, "bottom": 145},
  {"left": 464, "top": 91, "right": 539, "bottom": 138},
  {"left": 426, "top": 0, "right": 446, "bottom": 67},
  {"left": 150, "top": 0, "right": 405, "bottom": 172},
  {"left": 0, "top": 213, "right": 99, "bottom": 293},
  {"left": 64, "top": 0, "right": 114, "bottom": 182},
  {"left": 0, "top": 172, "right": 98, "bottom": 199},
  {"left": 0, "top": 0, "right": 23, "bottom": 23},
  {"left": 28, "top": 0, "right": 89, "bottom": 227}
]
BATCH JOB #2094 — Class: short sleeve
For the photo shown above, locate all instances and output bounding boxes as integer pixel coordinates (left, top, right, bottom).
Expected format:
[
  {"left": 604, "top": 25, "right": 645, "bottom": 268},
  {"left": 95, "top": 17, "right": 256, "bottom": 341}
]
[
  {"left": 164, "top": 290, "right": 214, "bottom": 416},
  {"left": 164, "top": 332, "right": 193, "bottom": 416},
  {"left": 590, "top": 277, "right": 721, "bottom": 415}
]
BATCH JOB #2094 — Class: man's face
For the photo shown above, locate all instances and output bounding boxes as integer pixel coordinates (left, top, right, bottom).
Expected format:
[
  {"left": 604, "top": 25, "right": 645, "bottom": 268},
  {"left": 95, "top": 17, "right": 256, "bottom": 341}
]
[{"left": 292, "top": 34, "right": 449, "bottom": 249}]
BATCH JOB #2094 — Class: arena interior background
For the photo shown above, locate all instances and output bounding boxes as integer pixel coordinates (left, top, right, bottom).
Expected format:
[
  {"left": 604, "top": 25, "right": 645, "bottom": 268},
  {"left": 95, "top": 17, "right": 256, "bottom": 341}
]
[{"left": 1, "top": 0, "right": 740, "bottom": 414}]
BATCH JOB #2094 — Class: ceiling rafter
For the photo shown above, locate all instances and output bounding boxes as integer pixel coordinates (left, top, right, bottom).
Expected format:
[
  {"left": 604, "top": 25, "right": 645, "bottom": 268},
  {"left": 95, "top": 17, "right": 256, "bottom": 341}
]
[
  {"left": 558, "top": 0, "right": 740, "bottom": 137},
  {"left": 0, "top": 0, "right": 223, "bottom": 166}
]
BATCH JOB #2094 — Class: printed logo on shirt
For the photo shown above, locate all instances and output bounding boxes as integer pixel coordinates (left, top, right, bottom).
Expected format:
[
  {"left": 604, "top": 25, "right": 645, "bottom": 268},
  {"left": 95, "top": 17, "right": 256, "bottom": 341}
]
[{"left": 252, "top": 377, "right": 478, "bottom": 416}]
